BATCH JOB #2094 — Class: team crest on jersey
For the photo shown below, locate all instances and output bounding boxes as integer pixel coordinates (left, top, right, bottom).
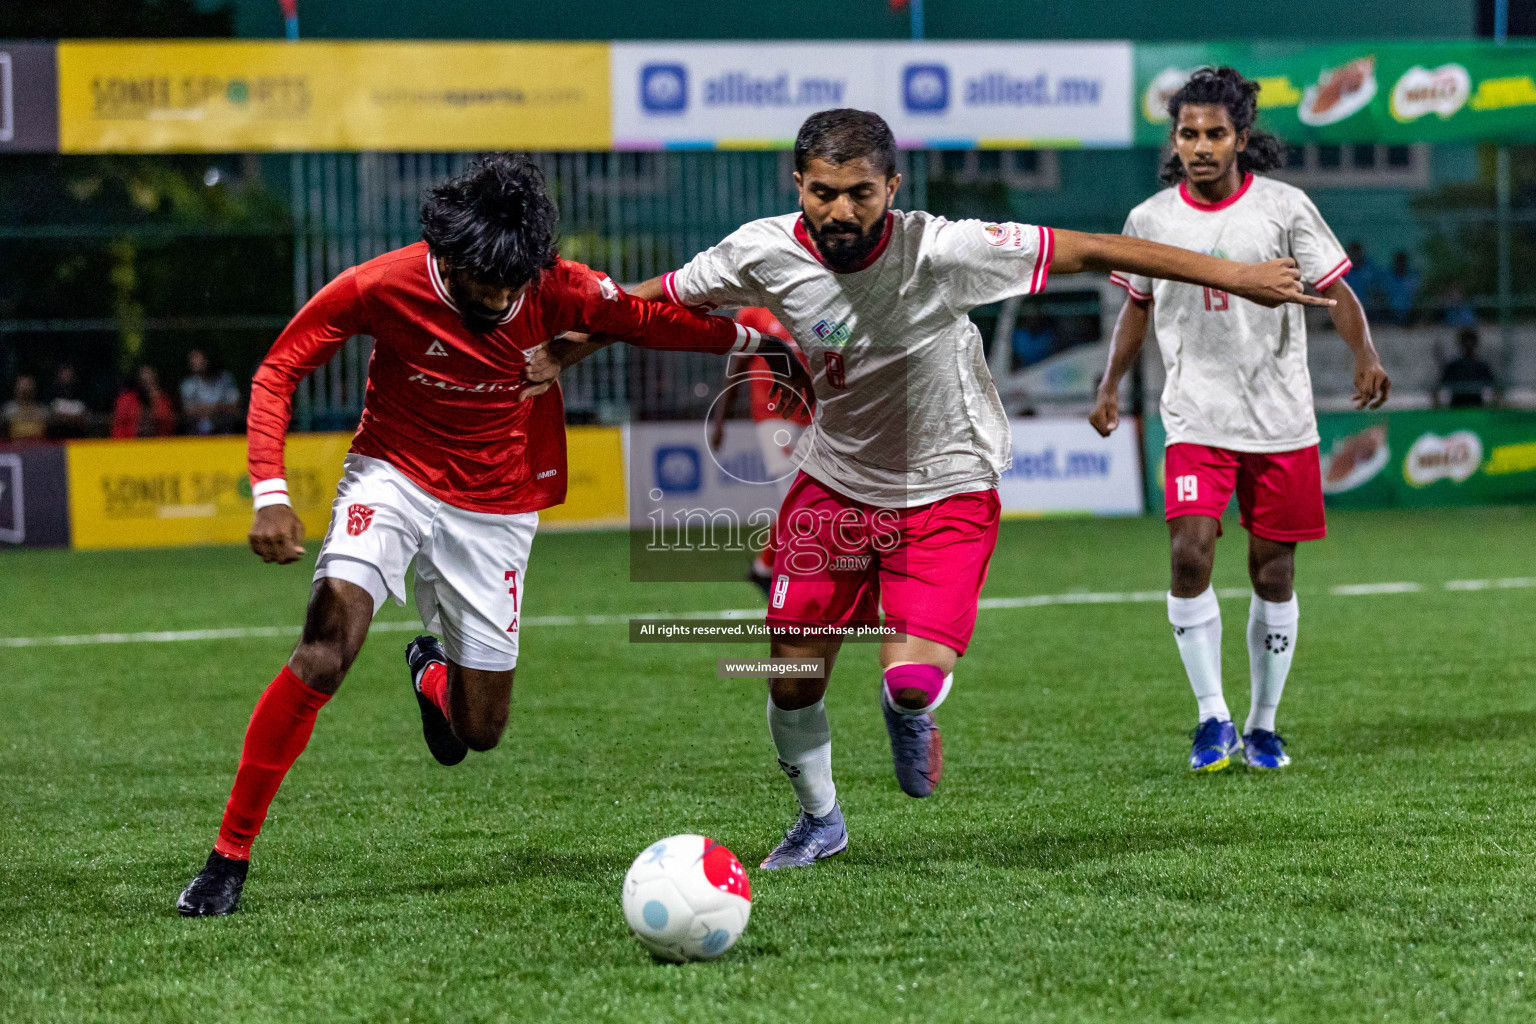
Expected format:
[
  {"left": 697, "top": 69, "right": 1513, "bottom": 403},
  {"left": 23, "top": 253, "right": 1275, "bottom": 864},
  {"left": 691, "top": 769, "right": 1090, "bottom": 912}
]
[
  {"left": 812, "top": 319, "right": 851, "bottom": 347},
  {"left": 596, "top": 274, "right": 620, "bottom": 301},
  {"left": 425, "top": 338, "right": 449, "bottom": 357},
  {"left": 982, "top": 222, "right": 1026, "bottom": 250},
  {"left": 346, "top": 504, "right": 375, "bottom": 536}
]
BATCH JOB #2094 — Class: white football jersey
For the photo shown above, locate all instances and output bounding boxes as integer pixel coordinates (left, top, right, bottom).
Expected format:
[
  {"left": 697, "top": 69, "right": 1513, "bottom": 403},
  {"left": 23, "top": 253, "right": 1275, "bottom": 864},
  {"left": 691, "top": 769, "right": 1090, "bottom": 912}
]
[
  {"left": 1111, "top": 174, "right": 1351, "bottom": 453},
  {"left": 665, "top": 210, "right": 1053, "bottom": 507}
]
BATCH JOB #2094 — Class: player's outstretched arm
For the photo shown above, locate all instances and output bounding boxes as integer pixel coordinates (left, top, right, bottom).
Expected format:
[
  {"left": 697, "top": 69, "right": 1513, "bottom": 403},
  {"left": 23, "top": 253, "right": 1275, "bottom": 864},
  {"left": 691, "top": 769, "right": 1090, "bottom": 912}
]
[
  {"left": 246, "top": 269, "right": 366, "bottom": 564},
  {"left": 1090, "top": 297, "right": 1152, "bottom": 437},
  {"left": 1323, "top": 279, "right": 1390, "bottom": 409},
  {"left": 1050, "top": 230, "right": 1336, "bottom": 309}
]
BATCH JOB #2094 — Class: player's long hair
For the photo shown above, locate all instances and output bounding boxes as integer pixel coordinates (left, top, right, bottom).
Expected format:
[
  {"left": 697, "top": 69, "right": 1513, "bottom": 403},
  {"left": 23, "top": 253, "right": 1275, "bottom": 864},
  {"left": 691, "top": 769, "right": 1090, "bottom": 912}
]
[
  {"left": 1159, "top": 66, "right": 1286, "bottom": 186},
  {"left": 421, "top": 154, "right": 559, "bottom": 289},
  {"left": 794, "top": 109, "right": 898, "bottom": 178}
]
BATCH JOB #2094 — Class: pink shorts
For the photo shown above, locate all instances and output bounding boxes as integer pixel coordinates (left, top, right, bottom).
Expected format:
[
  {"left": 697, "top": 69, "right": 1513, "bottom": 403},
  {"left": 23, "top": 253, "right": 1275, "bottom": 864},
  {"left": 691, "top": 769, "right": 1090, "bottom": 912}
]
[
  {"left": 765, "top": 473, "right": 1001, "bottom": 654},
  {"left": 1164, "top": 443, "right": 1326, "bottom": 542}
]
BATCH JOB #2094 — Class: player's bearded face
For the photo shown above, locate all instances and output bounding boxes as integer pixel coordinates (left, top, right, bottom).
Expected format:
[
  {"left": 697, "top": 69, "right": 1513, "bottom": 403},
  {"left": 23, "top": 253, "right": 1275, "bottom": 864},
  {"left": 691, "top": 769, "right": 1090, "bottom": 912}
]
[
  {"left": 447, "top": 267, "right": 525, "bottom": 333},
  {"left": 797, "top": 158, "right": 900, "bottom": 273}
]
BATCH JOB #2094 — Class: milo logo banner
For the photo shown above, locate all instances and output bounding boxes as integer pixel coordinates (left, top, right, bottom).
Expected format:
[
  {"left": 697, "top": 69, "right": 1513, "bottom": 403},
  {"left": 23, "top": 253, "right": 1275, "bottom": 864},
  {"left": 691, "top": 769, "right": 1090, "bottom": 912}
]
[
  {"left": 1137, "top": 41, "right": 1536, "bottom": 145},
  {"left": 1143, "top": 410, "right": 1536, "bottom": 514}
]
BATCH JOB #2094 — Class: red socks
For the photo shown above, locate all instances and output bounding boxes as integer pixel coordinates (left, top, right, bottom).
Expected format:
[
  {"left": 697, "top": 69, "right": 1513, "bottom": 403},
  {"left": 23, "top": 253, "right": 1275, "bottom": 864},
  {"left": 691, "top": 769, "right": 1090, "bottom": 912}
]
[
  {"left": 214, "top": 667, "right": 331, "bottom": 861},
  {"left": 417, "top": 662, "right": 449, "bottom": 716}
]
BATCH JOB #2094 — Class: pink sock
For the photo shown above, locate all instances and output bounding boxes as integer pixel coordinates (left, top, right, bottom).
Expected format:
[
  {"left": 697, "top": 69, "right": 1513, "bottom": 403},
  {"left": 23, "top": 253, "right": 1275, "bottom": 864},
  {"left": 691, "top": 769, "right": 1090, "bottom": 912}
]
[{"left": 884, "top": 664, "right": 947, "bottom": 713}]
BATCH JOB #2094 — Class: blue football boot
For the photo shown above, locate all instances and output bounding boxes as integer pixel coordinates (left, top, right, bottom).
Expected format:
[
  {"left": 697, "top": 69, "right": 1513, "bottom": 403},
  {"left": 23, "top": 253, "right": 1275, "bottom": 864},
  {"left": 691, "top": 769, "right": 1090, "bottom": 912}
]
[
  {"left": 760, "top": 802, "right": 848, "bottom": 870},
  {"left": 1243, "top": 729, "right": 1291, "bottom": 769},
  {"left": 881, "top": 699, "right": 943, "bottom": 798},
  {"left": 1189, "top": 717, "right": 1239, "bottom": 772}
]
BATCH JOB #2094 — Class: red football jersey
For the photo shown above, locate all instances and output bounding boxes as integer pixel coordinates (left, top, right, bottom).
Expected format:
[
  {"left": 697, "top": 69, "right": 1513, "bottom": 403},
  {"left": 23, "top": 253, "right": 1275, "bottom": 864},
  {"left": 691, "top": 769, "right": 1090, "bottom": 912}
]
[
  {"left": 248, "top": 242, "right": 751, "bottom": 514},
  {"left": 735, "top": 307, "right": 811, "bottom": 425}
]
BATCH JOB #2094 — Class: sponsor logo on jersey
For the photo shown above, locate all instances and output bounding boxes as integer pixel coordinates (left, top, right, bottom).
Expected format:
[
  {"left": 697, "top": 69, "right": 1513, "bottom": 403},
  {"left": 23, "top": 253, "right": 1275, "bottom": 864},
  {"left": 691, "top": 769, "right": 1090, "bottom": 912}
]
[
  {"left": 596, "top": 274, "right": 620, "bottom": 301},
  {"left": 640, "top": 64, "right": 688, "bottom": 113},
  {"left": 812, "top": 318, "right": 851, "bottom": 347},
  {"left": 346, "top": 503, "right": 375, "bottom": 536},
  {"left": 425, "top": 338, "right": 450, "bottom": 357},
  {"left": 406, "top": 371, "right": 519, "bottom": 394},
  {"left": 903, "top": 64, "right": 950, "bottom": 113},
  {"left": 771, "top": 574, "right": 790, "bottom": 609},
  {"left": 536, "top": 468, "right": 558, "bottom": 480}
]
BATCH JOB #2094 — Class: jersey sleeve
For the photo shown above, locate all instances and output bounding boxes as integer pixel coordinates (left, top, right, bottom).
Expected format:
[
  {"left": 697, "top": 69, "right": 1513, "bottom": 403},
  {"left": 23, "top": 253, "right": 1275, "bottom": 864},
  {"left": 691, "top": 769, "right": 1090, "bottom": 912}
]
[
  {"left": 662, "top": 227, "right": 766, "bottom": 309},
  {"left": 1288, "top": 191, "right": 1352, "bottom": 291},
  {"left": 551, "top": 261, "right": 762, "bottom": 356},
  {"left": 247, "top": 267, "right": 369, "bottom": 505},
  {"left": 1108, "top": 210, "right": 1154, "bottom": 303},
  {"left": 929, "top": 218, "right": 1055, "bottom": 312}
]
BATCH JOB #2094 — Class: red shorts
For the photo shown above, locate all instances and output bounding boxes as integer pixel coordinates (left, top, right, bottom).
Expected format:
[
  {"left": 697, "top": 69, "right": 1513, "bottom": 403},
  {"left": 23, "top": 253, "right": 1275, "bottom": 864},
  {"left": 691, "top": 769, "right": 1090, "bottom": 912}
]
[
  {"left": 1164, "top": 443, "right": 1326, "bottom": 542},
  {"left": 766, "top": 473, "right": 1000, "bottom": 654}
]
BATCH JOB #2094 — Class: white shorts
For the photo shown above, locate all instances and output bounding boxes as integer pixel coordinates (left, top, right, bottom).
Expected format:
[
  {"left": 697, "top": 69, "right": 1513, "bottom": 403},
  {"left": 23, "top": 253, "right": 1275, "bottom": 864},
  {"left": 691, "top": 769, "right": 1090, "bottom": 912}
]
[{"left": 314, "top": 454, "right": 536, "bottom": 672}]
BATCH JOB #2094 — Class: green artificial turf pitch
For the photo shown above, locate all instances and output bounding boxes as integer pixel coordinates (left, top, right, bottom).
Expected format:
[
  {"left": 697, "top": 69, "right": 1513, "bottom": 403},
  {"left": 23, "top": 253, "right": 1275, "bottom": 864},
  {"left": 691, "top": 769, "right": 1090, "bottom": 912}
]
[{"left": 3, "top": 507, "right": 1536, "bottom": 1023}]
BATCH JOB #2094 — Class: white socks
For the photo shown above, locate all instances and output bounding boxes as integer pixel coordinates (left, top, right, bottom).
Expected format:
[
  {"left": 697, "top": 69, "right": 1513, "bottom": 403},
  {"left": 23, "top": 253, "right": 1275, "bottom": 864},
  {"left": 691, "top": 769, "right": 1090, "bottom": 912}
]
[
  {"left": 1245, "top": 593, "right": 1299, "bottom": 734},
  {"left": 1168, "top": 587, "right": 1229, "bottom": 723},
  {"left": 766, "top": 698, "right": 837, "bottom": 818}
]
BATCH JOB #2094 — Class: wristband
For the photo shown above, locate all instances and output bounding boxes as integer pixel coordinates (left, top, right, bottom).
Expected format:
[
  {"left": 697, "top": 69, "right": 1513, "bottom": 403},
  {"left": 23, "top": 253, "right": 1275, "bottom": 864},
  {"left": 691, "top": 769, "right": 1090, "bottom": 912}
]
[{"left": 252, "top": 477, "right": 292, "bottom": 510}]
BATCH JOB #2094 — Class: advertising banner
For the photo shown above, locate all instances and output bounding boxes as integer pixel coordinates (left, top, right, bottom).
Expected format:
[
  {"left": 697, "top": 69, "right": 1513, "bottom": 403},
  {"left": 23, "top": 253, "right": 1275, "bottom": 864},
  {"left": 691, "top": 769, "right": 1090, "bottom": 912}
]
[
  {"left": 56, "top": 41, "right": 610, "bottom": 153},
  {"left": 1143, "top": 409, "right": 1536, "bottom": 515},
  {"left": 1137, "top": 41, "right": 1536, "bottom": 146},
  {"left": 612, "top": 42, "right": 1133, "bottom": 150},
  {"left": 0, "top": 444, "right": 71, "bottom": 548},
  {"left": 998, "top": 418, "right": 1144, "bottom": 516},
  {"left": 0, "top": 41, "right": 59, "bottom": 153},
  {"left": 540, "top": 425, "right": 627, "bottom": 530},
  {"left": 65, "top": 433, "right": 351, "bottom": 550}
]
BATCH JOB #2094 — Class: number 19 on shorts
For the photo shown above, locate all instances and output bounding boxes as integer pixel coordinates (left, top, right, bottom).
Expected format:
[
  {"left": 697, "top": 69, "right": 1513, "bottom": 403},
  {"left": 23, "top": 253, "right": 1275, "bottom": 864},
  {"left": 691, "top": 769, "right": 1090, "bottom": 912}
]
[{"left": 1175, "top": 474, "right": 1199, "bottom": 503}]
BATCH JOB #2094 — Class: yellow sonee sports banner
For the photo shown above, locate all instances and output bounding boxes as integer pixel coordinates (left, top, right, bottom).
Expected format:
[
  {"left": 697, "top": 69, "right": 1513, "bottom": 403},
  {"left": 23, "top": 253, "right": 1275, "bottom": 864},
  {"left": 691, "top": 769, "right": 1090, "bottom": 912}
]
[
  {"left": 57, "top": 41, "right": 611, "bottom": 153},
  {"left": 66, "top": 434, "right": 351, "bottom": 550},
  {"left": 65, "top": 427, "right": 628, "bottom": 550}
]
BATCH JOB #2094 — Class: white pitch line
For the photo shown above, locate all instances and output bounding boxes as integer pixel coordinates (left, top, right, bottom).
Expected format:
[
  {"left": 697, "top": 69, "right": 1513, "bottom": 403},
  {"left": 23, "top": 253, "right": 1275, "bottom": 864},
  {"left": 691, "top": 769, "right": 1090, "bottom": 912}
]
[
  {"left": 1330, "top": 582, "right": 1423, "bottom": 596},
  {"left": 2, "top": 579, "right": 1531, "bottom": 649}
]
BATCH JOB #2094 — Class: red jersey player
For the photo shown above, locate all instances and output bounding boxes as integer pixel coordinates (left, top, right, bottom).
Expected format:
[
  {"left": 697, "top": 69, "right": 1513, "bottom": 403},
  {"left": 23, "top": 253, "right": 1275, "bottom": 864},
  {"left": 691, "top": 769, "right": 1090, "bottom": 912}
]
[
  {"left": 176, "top": 155, "right": 784, "bottom": 916},
  {"left": 530, "top": 110, "right": 1333, "bottom": 871}
]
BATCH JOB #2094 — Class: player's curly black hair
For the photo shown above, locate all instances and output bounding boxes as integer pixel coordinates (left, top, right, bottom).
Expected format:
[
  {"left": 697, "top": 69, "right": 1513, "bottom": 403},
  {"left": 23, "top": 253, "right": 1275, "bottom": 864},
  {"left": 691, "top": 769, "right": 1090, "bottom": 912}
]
[
  {"left": 1159, "top": 66, "right": 1286, "bottom": 185},
  {"left": 794, "top": 109, "right": 898, "bottom": 178},
  {"left": 420, "top": 153, "right": 559, "bottom": 289}
]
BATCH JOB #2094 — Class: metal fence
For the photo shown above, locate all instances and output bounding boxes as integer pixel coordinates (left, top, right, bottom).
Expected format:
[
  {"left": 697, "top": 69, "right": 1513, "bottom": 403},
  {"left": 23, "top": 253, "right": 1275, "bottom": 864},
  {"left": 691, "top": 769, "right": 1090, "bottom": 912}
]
[{"left": 288, "top": 149, "right": 933, "bottom": 427}]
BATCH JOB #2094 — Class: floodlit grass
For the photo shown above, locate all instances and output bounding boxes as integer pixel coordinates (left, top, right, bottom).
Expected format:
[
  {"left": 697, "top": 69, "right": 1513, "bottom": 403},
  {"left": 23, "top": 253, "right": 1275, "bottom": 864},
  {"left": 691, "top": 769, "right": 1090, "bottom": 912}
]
[{"left": 3, "top": 507, "right": 1536, "bottom": 1022}]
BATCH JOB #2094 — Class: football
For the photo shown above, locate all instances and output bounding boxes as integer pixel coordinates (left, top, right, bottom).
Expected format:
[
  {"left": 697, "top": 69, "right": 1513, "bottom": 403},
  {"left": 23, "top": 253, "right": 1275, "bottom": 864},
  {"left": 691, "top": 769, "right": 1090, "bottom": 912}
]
[{"left": 621, "top": 834, "right": 752, "bottom": 962}]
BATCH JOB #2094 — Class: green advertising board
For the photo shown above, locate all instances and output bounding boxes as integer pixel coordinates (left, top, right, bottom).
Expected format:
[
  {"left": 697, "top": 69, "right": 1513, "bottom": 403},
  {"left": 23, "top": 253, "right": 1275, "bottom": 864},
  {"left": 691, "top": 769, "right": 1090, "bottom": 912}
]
[
  {"left": 1136, "top": 41, "right": 1536, "bottom": 146},
  {"left": 1142, "top": 410, "right": 1536, "bottom": 516}
]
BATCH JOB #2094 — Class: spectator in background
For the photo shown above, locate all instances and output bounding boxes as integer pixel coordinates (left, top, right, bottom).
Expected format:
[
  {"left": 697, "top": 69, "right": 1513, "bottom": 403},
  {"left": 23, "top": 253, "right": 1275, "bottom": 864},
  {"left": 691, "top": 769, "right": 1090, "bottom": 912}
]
[
  {"left": 112, "top": 365, "right": 177, "bottom": 439},
  {"left": 1440, "top": 283, "right": 1478, "bottom": 329},
  {"left": 46, "top": 364, "right": 90, "bottom": 439},
  {"left": 1010, "top": 310, "right": 1057, "bottom": 370},
  {"left": 1437, "top": 327, "right": 1498, "bottom": 409},
  {"left": 1384, "top": 251, "right": 1420, "bottom": 327},
  {"left": 1343, "top": 241, "right": 1381, "bottom": 313},
  {"left": 180, "top": 349, "right": 242, "bottom": 435},
  {"left": 3, "top": 375, "right": 49, "bottom": 441}
]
